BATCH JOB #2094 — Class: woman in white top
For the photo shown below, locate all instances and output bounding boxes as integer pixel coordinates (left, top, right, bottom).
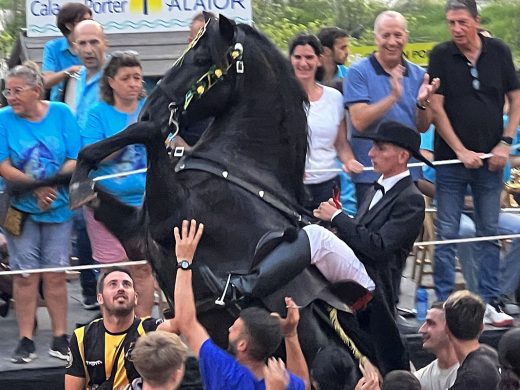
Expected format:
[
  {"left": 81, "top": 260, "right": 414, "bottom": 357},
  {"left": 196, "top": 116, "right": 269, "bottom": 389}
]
[{"left": 289, "top": 34, "right": 362, "bottom": 211}]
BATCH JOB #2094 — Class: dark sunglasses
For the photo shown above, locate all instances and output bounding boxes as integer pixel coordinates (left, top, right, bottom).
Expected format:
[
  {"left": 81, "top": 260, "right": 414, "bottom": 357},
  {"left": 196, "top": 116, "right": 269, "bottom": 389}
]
[{"left": 467, "top": 62, "right": 480, "bottom": 91}]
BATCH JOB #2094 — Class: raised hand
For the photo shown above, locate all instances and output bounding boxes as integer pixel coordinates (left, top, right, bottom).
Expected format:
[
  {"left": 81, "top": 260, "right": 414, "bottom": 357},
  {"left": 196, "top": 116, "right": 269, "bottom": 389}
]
[{"left": 173, "top": 219, "right": 204, "bottom": 262}]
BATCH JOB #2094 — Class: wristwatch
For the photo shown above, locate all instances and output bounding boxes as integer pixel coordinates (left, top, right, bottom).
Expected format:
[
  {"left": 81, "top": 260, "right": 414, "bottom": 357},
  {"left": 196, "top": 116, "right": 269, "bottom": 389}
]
[
  {"left": 500, "top": 136, "right": 513, "bottom": 146},
  {"left": 177, "top": 260, "right": 192, "bottom": 270}
]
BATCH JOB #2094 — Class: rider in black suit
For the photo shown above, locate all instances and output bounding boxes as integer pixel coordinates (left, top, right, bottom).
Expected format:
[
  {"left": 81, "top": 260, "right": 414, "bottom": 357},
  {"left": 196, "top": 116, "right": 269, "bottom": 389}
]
[{"left": 314, "top": 121, "right": 430, "bottom": 374}]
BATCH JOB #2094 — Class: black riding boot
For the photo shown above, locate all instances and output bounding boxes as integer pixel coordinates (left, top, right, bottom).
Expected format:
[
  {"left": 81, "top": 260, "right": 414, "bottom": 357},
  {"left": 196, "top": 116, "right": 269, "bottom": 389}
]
[{"left": 200, "top": 229, "right": 311, "bottom": 303}]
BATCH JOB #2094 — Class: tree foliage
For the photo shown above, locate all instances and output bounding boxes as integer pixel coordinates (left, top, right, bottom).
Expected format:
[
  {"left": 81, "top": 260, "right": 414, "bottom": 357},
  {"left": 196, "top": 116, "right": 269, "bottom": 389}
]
[
  {"left": 0, "top": 0, "right": 25, "bottom": 59},
  {"left": 252, "top": 0, "right": 520, "bottom": 64}
]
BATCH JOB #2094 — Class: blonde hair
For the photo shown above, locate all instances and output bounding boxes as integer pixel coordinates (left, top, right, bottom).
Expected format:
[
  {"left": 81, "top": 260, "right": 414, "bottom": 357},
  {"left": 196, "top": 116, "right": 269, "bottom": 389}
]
[{"left": 131, "top": 331, "right": 188, "bottom": 386}]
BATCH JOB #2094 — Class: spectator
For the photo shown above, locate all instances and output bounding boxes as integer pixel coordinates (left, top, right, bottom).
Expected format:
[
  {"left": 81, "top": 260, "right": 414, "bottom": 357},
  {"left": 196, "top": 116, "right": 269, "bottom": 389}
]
[
  {"left": 42, "top": 2, "right": 92, "bottom": 101},
  {"left": 65, "top": 267, "right": 177, "bottom": 390},
  {"left": 343, "top": 10, "right": 439, "bottom": 206},
  {"left": 498, "top": 328, "right": 520, "bottom": 390},
  {"left": 82, "top": 51, "right": 155, "bottom": 317},
  {"left": 173, "top": 219, "right": 308, "bottom": 389},
  {"left": 314, "top": 121, "right": 431, "bottom": 374},
  {"left": 0, "top": 62, "right": 80, "bottom": 363},
  {"left": 316, "top": 27, "right": 349, "bottom": 86},
  {"left": 443, "top": 290, "right": 500, "bottom": 390},
  {"left": 74, "top": 19, "right": 108, "bottom": 129},
  {"left": 317, "top": 27, "right": 358, "bottom": 216},
  {"left": 428, "top": 0, "right": 520, "bottom": 329},
  {"left": 289, "top": 33, "right": 362, "bottom": 211},
  {"left": 415, "top": 301, "right": 459, "bottom": 390},
  {"left": 382, "top": 370, "right": 420, "bottom": 390},
  {"left": 125, "top": 330, "right": 188, "bottom": 390},
  {"left": 72, "top": 19, "right": 107, "bottom": 310}
]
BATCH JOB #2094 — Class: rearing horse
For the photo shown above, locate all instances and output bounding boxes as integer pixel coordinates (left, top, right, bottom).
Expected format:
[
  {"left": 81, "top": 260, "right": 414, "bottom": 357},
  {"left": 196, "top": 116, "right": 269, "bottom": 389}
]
[{"left": 69, "top": 13, "right": 373, "bottom": 383}]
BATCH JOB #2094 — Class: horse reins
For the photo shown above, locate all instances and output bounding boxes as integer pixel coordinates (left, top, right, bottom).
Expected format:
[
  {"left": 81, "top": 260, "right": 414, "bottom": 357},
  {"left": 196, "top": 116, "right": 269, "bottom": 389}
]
[{"left": 175, "top": 156, "right": 310, "bottom": 226}]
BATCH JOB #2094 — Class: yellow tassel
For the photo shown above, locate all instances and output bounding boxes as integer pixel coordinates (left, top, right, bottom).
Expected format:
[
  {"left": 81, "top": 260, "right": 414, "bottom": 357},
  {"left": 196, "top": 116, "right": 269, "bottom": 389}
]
[
  {"left": 215, "top": 69, "right": 223, "bottom": 78},
  {"left": 329, "top": 307, "right": 363, "bottom": 361},
  {"left": 196, "top": 85, "right": 205, "bottom": 95}
]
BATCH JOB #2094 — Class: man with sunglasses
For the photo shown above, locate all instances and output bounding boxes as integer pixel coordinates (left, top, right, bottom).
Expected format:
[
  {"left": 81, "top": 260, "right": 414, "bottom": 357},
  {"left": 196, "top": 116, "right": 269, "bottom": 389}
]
[{"left": 428, "top": 0, "right": 520, "bottom": 327}]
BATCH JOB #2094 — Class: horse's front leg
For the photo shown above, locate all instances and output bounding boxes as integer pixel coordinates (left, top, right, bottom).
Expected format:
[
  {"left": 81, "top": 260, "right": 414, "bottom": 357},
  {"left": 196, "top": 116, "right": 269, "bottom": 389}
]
[{"left": 69, "top": 121, "right": 160, "bottom": 209}]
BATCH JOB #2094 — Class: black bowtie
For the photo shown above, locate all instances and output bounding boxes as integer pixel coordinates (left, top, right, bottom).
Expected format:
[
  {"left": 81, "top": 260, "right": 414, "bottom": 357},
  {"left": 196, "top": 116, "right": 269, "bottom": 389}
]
[{"left": 373, "top": 182, "right": 385, "bottom": 195}]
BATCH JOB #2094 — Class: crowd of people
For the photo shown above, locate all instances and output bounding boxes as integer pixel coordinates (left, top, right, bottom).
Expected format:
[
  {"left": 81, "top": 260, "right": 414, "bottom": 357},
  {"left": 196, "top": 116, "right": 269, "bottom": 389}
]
[{"left": 0, "top": 0, "right": 520, "bottom": 389}]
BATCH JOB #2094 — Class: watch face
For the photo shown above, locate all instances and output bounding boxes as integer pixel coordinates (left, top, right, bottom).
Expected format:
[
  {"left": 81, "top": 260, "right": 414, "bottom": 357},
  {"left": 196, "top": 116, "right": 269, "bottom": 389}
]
[{"left": 178, "top": 260, "right": 191, "bottom": 270}]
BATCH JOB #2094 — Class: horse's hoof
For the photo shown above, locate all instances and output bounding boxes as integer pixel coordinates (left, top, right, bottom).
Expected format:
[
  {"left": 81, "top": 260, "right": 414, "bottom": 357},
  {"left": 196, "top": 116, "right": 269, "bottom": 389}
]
[{"left": 69, "top": 180, "right": 97, "bottom": 209}]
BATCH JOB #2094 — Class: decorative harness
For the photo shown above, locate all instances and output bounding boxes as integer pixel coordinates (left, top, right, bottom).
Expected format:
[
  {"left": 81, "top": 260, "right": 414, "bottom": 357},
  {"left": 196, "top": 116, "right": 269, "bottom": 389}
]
[{"left": 164, "top": 19, "right": 244, "bottom": 143}]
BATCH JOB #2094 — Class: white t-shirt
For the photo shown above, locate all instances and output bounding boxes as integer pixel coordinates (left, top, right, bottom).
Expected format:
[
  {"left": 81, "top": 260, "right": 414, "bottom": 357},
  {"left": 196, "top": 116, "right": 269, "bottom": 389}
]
[
  {"left": 304, "top": 85, "right": 345, "bottom": 184},
  {"left": 414, "top": 359, "right": 459, "bottom": 390}
]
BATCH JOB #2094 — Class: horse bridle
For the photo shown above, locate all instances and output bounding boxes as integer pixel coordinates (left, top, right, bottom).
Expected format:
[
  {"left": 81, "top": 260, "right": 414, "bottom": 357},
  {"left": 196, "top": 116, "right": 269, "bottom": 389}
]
[{"left": 164, "top": 23, "right": 245, "bottom": 141}]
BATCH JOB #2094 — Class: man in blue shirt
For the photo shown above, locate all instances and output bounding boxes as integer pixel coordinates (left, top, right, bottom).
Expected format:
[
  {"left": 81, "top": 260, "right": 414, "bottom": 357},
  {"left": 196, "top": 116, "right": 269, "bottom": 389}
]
[
  {"left": 70, "top": 19, "right": 108, "bottom": 310},
  {"left": 42, "top": 2, "right": 92, "bottom": 101},
  {"left": 173, "top": 220, "right": 308, "bottom": 390},
  {"left": 74, "top": 19, "right": 108, "bottom": 129},
  {"left": 343, "top": 10, "right": 439, "bottom": 206}
]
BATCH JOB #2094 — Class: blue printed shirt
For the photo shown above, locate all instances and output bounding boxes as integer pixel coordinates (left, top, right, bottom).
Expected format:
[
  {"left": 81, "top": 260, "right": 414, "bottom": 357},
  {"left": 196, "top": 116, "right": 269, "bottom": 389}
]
[
  {"left": 82, "top": 100, "right": 146, "bottom": 207},
  {"left": 199, "top": 339, "right": 305, "bottom": 390},
  {"left": 0, "top": 102, "right": 81, "bottom": 223},
  {"left": 42, "top": 37, "right": 82, "bottom": 101}
]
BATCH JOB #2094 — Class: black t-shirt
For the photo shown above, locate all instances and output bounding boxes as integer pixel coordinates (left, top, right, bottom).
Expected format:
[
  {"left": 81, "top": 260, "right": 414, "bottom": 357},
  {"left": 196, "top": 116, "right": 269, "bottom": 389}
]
[
  {"left": 428, "top": 35, "right": 520, "bottom": 160},
  {"left": 67, "top": 317, "right": 162, "bottom": 389},
  {"left": 448, "top": 346, "right": 500, "bottom": 390}
]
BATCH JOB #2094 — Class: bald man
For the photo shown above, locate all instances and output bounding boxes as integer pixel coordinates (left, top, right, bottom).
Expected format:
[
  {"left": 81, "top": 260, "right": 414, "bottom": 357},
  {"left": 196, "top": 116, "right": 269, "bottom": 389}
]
[{"left": 73, "top": 20, "right": 108, "bottom": 129}]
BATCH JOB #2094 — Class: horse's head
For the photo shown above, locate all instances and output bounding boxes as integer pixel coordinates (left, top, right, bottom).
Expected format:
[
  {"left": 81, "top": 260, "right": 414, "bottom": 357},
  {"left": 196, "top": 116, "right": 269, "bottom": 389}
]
[{"left": 144, "top": 13, "right": 242, "bottom": 134}]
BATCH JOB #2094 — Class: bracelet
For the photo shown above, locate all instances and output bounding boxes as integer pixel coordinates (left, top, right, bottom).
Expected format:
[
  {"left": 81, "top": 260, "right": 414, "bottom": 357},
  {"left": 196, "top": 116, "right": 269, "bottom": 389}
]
[
  {"left": 416, "top": 101, "right": 427, "bottom": 110},
  {"left": 64, "top": 70, "right": 72, "bottom": 78},
  {"left": 500, "top": 140, "right": 512, "bottom": 147}
]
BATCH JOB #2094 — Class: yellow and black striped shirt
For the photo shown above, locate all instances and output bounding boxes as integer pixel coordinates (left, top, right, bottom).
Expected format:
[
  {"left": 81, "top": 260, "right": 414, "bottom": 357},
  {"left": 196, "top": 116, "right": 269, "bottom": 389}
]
[{"left": 67, "top": 317, "right": 162, "bottom": 390}]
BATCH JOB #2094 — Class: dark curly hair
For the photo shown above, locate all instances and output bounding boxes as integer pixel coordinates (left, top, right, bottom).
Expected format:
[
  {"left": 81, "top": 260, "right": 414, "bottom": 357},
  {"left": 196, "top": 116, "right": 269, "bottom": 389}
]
[{"left": 100, "top": 51, "right": 146, "bottom": 106}]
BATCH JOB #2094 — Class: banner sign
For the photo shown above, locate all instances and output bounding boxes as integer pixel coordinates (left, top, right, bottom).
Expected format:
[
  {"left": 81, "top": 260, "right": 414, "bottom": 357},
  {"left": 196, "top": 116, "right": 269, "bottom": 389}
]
[
  {"left": 349, "top": 42, "right": 437, "bottom": 67},
  {"left": 26, "top": 0, "right": 252, "bottom": 37}
]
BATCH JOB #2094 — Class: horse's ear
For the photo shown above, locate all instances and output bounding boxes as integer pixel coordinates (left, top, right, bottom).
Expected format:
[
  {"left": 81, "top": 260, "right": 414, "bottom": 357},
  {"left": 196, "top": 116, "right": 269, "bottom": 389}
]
[
  {"left": 218, "top": 14, "right": 235, "bottom": 43},
  {"left": 202, "top": 11, "right": 212, "bottom": 23}
]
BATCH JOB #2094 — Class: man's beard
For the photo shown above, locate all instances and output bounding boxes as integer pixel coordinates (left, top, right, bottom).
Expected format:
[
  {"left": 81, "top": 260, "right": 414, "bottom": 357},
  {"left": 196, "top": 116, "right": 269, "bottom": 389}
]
[
  {"left": 104, "top": 301, "right": 135, "bottom": 317},
  {"left": 227, "top": 339, "right": 238, "bottom": 356}
]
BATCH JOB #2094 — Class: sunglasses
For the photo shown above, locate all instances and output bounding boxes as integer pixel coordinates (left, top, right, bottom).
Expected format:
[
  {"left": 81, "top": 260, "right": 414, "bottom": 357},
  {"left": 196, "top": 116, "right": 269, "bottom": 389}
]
[{"left": 467, "top": 62, "right": 480, "bottom": 90}]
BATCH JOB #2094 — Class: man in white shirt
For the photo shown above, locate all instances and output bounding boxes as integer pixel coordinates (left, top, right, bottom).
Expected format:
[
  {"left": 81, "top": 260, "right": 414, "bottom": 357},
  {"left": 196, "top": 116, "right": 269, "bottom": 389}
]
[{"left": 415, "top": 301, "right": 459, "bottom": 390}]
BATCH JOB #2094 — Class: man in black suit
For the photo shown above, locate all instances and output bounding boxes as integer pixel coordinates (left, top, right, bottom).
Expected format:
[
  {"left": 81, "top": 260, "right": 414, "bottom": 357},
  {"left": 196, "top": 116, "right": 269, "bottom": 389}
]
[{"left": 314, "top": 121, "right": 429, "bottom": 374}]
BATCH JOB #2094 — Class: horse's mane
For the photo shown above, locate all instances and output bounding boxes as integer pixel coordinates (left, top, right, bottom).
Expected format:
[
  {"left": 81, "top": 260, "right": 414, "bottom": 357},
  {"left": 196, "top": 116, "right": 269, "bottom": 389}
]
[{"left": 234, "top": 24, "right": 309, "bottom": 205}]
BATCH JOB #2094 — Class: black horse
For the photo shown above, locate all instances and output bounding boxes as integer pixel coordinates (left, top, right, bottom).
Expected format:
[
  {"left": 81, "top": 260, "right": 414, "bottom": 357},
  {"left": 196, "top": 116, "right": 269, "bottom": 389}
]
[{"left": 68, "top": 13, "right": 375, "bottom": 385}]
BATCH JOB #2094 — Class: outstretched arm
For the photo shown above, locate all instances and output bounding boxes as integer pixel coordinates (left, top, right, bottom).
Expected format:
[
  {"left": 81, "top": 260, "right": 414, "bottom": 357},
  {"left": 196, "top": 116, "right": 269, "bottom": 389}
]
[
  {"left": 274, "top": 297, "right": 311, "bottom": 390},
  {"left": 173, "top": 219, "right": 208, "bottom": 357}
]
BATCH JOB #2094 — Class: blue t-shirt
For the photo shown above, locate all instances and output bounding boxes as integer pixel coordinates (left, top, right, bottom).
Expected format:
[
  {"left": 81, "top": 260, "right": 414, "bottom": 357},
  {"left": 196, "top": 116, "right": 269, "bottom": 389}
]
[
  {"left": 199, "top": 339, "right": 305, "bottom": 390},
  {"left": 336, "top": 64, "right": 349, "bottom": 79},
  {"left": 420, "top": 125, "right": 436, "bottom": 183},
  {"left": 76, "top": 66, "right": 102, "bottom": 129},
  {"left": 0, "top": 102, "right": 80, "bottom": 223},
  {"left": 82, "top": 100, "right": 146, "bottom": 207},
  {"left": 344, "top": 54, "right": 425, "bottom": 183},
  {"left": 42, "top": 37, "right": 82, "bottom": 102}
]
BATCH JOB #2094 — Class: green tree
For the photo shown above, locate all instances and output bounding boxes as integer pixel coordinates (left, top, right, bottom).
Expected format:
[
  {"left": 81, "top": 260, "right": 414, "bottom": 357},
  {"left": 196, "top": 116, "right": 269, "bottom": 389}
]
[{"left": 0, "top": 0, "right": 26, "bottom": 60}]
